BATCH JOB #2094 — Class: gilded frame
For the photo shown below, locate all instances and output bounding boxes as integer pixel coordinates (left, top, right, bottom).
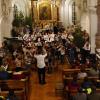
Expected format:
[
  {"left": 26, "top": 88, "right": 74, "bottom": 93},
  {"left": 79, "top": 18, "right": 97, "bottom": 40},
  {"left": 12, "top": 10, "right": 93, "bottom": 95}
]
[{"left": 39, "top": 3, "right": 52, "bottom": 20}]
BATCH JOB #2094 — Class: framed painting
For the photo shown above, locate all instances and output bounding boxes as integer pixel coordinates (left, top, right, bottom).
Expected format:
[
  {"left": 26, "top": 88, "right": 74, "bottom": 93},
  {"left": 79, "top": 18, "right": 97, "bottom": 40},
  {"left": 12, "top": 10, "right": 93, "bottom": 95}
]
[{"left": 39, "top": 3, "right": 51, "bottom": 20}]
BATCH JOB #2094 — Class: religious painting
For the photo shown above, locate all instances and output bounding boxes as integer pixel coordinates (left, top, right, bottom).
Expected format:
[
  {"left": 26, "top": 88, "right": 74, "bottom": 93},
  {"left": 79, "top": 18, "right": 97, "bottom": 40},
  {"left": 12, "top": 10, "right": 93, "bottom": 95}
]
[{"left": 39, "top": 3, "right": 51, "bottom": 20}]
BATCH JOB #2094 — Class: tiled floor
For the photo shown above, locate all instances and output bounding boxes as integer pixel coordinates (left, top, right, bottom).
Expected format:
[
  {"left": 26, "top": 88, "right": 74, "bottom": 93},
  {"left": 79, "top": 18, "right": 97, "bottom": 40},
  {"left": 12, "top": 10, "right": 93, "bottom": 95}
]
[{"left": 29, "top": 63, "right": 70, "bottom": 100}]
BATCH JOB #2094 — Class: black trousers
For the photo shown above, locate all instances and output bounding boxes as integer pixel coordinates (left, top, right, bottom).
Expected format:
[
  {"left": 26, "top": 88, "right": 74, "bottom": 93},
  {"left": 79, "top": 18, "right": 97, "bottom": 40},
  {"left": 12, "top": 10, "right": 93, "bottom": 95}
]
[{"left": 38, "top": 67, "right": 46, "bottom": 84}]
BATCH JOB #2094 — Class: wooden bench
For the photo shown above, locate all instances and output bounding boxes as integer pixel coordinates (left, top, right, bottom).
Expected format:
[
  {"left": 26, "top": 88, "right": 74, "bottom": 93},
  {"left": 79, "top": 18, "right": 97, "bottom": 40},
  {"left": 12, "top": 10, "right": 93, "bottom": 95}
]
[
  {"left": 62, "top": 68, "right": 90, "bottom": 77},
  {"left": 65, "top": 86, "right": 100, "bottom": 95},
  {"left": 63, "top": 76, "right": 99, "bottom": 86},
  {"left": 64, "top": 82, "right": 100, "bottom": 99},
  {"left": 0, "top": 90, "right": 25, "bottom": 100},
  {"left": 0, "top": 78, "right": 29, "bottom": 100}
]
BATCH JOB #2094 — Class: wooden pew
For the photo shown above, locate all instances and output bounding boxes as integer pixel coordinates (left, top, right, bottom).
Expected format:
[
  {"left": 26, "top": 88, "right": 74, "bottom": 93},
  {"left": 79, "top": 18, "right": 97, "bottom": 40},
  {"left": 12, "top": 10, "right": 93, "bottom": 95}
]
[
  {"left": 0, "top": 78, "right": 29, "bottom": 100},
  {"left": 62, "top": 68, "right": 90, "bottom": 77},
  {"left": 65, "top": 86, "right": 100, "bottom": 95},
  {"left": 63, "top": 76, "right": 99, "bottom": 86},
  {"left": 0, "top": 90, "right": 24, "bottom": 100},
  {"left": 64, "top": 80, "right": 100, "bottom": 99}
]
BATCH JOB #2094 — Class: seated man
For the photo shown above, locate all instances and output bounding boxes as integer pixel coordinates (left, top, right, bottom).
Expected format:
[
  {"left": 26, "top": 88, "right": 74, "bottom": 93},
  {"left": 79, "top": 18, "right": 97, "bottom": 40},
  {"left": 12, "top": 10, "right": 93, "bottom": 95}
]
[
  {"left": 78, "top": 67, "right": 87, "bottom": 79},
  {"left": 81, "top": 77, "right": 93, "bottom": 94},
  {"left": 87, "top": 86, "right": 100, "bottom": 100}
]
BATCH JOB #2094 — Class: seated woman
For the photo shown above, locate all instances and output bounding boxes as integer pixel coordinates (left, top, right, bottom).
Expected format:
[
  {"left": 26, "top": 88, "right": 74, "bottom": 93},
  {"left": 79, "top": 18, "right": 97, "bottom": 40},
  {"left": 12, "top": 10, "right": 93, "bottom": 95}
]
[
  {"left": 0, "top": 64, "right": 9, "bottom": 80},
  {"left": 67, "top": 74, "right": 80, "bottom": 99},
  {"left": 12, "top": 54, "right": 25, "bottom": 80},
  {"left": 0, "top": 58, "right": 8, "bottom": 71},
  {"left": 75, "top": 53, "right": 85, "bottom": 68},
  {"left": 85, "top": 58, "right": 91, "bottom": 68},
  {"left": 14, "top": 54, "right": 24, "bottom": 72}
]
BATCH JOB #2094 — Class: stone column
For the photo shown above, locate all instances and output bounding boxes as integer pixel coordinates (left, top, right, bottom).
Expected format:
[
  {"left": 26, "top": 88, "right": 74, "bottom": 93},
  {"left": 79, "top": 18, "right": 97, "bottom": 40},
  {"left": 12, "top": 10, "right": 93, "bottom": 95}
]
[
  {"left": 62, "top": 0, "right": 66, "bottom": 27},
  {"left": 59, "top": 2, "right": 64, "bottom": 24},
  {"left": 88, "top": 0, "right": 97, "bottom": 53},
  {"left": 52, "top": 5, "right": 57, "bottom": 21},
  {"left": 0, "top": 0, "right": 3, "bottom": 46},
  {"left": 96, "top": 0, "right": 100, "bottom": 48},
  {"left": 1, "top": 0, "right": 12, "bottom": 39},
  {"left": 31, "top": 1, "right": 38, "bottom": 27}
]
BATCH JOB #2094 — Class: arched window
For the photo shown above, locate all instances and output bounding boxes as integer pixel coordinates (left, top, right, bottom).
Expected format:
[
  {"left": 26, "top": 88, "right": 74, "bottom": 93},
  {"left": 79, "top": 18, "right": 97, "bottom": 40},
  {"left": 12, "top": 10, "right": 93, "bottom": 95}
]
[{"left": 72, "top": 1, "right": 76, "bottom": 25}]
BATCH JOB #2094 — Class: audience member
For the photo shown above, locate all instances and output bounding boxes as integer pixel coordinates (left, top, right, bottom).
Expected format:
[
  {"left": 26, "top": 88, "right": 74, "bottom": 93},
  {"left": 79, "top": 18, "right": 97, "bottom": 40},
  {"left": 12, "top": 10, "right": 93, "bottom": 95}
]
[
  {"left": 78, "top": 67, "right": 87, "bottom": 79},
  {"left": 87, "top": 86, "right": 100, "bottom": 100},
  {"left": 73, "top": 88, "right": 87, "bottom": 100}
]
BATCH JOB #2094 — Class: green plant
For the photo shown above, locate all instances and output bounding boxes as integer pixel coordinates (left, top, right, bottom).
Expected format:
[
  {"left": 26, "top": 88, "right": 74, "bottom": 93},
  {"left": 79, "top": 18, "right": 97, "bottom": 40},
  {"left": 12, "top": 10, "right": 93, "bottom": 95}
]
[
  {"left": 73, "top": 27, "right": 85, "bottom": 48},
  {"left": 24, "top": 15, "right": 33, "bottom": 28},
  {"left": 12, "top": 5, "right": 33, "bottom": 32},
  {"left": 12, "top": 5, "right": 24, "bottom": 27},
  {"left": 12, "top": 11, "right": 24, "bottom": 27}
]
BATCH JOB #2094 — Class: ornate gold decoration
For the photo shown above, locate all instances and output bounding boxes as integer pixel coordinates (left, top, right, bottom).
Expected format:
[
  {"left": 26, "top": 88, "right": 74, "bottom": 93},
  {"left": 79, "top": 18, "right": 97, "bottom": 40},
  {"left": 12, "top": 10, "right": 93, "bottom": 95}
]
[{"left": 39, "top": 2, "right": 51, "bottom": 20}]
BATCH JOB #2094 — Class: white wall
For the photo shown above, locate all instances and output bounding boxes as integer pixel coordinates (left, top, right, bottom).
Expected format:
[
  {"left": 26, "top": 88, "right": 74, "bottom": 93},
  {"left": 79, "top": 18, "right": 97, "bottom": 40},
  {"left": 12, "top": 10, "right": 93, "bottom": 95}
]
[
  {"left": 1, "top": 0, "right": 12, "bottom": 39},
  {"left": 81, "top": 0, "right": 97, "bottom": 53},
  {"left": 60, "top": 0, "right": 97, "bottom": 53},
  {"left": 68, "top": 0, "right": 73, "bottom": 25},
  {"left": 0, "top": 0, "right": 31, "bottom": 43},
  {"left": 59, "top": 0, "right": 78, "bottom": 28},
  {"left": 12, "top": 0, "right": 30, "bottom": 16},
  {"left": 89, "top": 0, "right": 97, "bottom": 53},
  {"left": 81, "top": 13, "right": 90, "bottom": 33},
  {"left": 59, "top": 0, "right": 65, "bottom": 27}
]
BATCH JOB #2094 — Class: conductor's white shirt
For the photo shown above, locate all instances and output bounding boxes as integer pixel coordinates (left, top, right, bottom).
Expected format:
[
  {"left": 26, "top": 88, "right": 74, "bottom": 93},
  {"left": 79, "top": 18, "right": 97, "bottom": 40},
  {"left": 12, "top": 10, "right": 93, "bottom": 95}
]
[{"left": 34, "top": 53, "right": 47, "bottom": 68}]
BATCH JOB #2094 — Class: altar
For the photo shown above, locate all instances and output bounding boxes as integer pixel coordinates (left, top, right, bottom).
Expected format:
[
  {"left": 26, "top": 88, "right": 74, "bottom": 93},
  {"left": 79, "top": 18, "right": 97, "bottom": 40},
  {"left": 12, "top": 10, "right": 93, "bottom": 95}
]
[{"left": 31, "top": 0, "right": 60, "bottom": 27}]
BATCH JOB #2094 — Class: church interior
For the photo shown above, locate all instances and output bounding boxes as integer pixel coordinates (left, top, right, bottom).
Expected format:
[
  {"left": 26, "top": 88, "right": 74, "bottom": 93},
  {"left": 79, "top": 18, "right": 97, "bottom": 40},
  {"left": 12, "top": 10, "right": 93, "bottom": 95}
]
[{"left": 0, "top": 0, "right": 100, "bottom": 100}]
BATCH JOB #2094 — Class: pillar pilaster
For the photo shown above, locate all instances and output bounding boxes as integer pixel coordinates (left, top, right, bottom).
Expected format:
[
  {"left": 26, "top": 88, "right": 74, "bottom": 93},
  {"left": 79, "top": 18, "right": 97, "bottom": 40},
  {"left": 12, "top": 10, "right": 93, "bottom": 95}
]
[{"left": 96, "top": 0, "right": 100, "bottom": 48}]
